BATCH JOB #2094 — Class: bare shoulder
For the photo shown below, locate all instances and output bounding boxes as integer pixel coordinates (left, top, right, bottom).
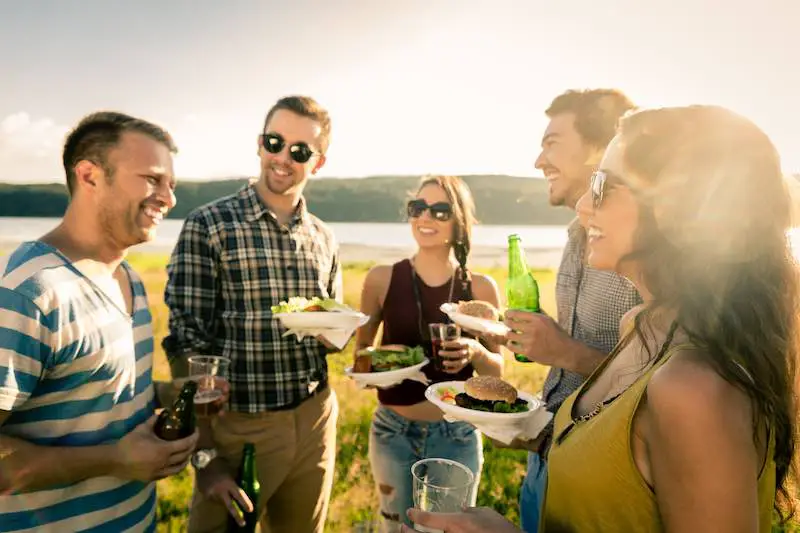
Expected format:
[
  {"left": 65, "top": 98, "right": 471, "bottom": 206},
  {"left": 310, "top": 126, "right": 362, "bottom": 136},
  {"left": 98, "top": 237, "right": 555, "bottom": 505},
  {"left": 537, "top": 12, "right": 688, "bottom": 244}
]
[
  {"left": 470, "top": 272, "right": 501, "bottom": 303},
  {"left": 363, "top": 264, "right": 393, "bottom": 294},
  {"left": 646, "top": 347, "right": 753, "bottom": 431}
]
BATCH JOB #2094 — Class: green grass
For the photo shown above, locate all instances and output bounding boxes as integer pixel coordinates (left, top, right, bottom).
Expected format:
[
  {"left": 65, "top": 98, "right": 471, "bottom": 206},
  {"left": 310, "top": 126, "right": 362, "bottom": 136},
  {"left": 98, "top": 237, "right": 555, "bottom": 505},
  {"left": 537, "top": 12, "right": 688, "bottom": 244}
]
[{"left": 122, "top": 252, "right": 797, "bottom": 532}]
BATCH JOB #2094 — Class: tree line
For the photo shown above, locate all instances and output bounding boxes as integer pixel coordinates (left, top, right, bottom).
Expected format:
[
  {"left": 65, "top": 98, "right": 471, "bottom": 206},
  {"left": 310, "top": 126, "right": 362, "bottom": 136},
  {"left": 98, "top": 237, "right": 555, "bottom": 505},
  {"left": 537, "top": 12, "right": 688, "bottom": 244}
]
[{"left": 0, "top": 175, "right": 574, "bottom": 225}]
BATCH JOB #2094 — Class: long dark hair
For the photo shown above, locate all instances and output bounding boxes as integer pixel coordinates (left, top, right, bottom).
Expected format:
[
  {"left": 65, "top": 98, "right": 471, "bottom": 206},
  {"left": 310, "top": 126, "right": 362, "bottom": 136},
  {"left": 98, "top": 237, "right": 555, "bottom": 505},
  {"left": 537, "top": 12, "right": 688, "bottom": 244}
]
[
  {"left": 617, "top": 106, "right": 799, "bottom": 521},
  {"left": 414, "top": 175, "right": 477, "bottom": 293}
]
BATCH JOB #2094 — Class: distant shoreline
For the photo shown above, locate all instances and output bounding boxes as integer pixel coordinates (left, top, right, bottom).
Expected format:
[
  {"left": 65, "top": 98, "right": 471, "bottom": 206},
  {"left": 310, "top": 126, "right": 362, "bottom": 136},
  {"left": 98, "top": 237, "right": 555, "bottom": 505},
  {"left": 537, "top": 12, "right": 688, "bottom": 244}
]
[{"left": 0, "top": 239, "right": 565, "bottom": 269}]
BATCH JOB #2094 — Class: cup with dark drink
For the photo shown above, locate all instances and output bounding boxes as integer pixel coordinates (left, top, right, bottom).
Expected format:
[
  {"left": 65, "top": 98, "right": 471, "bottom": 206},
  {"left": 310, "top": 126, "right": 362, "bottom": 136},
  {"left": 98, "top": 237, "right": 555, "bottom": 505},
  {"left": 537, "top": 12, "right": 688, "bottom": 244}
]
[
  {"left": 429, "top": 323, "right": 461, "bottom": 372},
  {"left": 188, "top": 355, "right": 230, "bottom": 417}
]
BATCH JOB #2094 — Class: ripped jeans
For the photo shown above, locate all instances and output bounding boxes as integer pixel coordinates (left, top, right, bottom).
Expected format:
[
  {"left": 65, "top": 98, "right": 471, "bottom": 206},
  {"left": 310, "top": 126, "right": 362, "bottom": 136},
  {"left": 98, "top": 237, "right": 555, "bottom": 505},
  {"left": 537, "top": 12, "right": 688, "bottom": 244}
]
[{"left": 368, "top": 405, "right": 483, "bottom": 531}]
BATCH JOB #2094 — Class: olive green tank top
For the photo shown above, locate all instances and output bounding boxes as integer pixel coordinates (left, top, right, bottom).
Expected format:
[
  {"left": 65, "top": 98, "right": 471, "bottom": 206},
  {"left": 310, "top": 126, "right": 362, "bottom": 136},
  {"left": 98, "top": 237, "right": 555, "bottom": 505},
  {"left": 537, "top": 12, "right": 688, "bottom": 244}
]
[{"left": 542, "top": 329, "right": 776, "bottom": 533}]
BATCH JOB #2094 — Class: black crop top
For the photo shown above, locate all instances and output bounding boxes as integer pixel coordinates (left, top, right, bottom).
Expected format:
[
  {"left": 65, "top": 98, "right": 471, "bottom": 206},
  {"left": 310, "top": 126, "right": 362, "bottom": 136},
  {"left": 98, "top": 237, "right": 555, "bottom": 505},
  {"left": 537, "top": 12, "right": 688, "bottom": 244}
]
[{"left": 377, "top": 259, "right": 475, "bottom": 406}]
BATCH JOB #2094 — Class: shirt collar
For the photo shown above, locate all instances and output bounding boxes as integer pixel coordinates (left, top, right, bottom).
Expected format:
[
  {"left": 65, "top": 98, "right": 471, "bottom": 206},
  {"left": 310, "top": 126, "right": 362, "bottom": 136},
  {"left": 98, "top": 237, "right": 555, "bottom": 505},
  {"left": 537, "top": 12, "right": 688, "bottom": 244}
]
[
  {"left": 242, "top": 180, "right": 308, "bottom": 226},
  {"left": 567, "top": 216, "right": 585, "bottom": 239}
]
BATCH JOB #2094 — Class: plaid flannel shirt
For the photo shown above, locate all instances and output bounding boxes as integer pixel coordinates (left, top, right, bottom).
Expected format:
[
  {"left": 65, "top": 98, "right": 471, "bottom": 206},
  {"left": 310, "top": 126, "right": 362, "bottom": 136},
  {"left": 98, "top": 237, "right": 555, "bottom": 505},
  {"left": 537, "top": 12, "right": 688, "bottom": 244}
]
[
  {"left": 163, "top": 182, "right": 342, "bottom": 412},
  {"left": 539, "top": 217, "right": 642, "bottom": 453}
]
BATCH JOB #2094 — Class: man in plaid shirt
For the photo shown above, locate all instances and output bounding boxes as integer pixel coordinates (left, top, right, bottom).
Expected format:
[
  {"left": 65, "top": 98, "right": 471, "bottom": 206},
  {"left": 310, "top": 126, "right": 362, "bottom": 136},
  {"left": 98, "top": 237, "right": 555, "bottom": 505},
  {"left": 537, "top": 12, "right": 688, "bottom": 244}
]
[
  {"left": 502, "top": 89, "right": 642, "bottom": 533},
  {"left": 163, "top": 96, "right": 344, "bottom": 533}
]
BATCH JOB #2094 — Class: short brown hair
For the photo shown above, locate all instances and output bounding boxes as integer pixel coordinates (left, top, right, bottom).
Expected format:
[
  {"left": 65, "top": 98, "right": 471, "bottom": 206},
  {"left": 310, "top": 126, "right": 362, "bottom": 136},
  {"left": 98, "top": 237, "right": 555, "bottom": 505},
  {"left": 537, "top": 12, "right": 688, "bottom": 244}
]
[
  {"left": 263, "top": 95, "right": 332, "bottom": 153},
  {"left": 62, "top": 111, "right": 177, "bottom": 196},
  {"left": 546, "top": 89, "right": 636, "bottom": 148}
]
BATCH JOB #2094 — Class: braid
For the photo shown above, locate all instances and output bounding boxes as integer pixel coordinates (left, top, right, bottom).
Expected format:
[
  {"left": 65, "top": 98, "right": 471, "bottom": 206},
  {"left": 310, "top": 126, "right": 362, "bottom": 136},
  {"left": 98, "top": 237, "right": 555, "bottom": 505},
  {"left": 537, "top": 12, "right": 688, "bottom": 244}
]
[{"left": 454, "top": 238, "right": 471, "bottom": 296}]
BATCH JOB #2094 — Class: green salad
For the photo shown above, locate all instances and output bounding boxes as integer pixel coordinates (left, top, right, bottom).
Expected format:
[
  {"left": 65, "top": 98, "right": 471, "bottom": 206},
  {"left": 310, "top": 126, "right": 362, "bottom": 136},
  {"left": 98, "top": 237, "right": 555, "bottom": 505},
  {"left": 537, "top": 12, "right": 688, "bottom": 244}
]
[{"left": 271, "top": 297, "right": 352, "bottom": 314}]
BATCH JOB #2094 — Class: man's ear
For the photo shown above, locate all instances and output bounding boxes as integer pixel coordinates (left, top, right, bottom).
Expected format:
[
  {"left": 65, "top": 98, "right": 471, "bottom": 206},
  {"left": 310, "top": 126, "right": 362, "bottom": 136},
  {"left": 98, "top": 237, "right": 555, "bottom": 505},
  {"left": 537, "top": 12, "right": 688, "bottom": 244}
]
[
  {"left": 73, "top": 160, "right": 101, "bottom": 191},
  {"left": 311, "top": 154, "right": 327, "bottom": 175},
  {"left": 256, "top": 134, "right": 263, "bottom": 156}
]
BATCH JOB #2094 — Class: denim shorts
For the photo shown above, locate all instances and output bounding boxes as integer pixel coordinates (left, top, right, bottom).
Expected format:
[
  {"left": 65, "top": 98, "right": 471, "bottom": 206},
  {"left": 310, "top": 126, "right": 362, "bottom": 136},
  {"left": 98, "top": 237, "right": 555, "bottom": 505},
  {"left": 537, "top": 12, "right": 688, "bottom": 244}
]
[{"left": 368, "top": 405, "right": 484, "bottom": 531}]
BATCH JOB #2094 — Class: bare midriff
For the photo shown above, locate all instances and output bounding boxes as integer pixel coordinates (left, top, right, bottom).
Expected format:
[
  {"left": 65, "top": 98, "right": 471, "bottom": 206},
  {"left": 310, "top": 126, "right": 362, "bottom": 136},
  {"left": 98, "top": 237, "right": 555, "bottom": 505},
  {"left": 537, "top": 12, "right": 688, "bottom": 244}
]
[{"left": 385, "top": 401, "right": 445, "bottom": 422}]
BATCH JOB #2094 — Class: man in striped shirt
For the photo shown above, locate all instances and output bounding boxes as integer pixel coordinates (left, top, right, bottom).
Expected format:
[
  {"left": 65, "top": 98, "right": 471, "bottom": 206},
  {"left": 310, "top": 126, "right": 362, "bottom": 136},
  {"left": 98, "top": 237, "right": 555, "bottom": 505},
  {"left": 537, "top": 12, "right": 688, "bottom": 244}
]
[
  {"left": 0, "top": 112, "right": 200, "bottom": 532},
  {"left": 163, "top": 95, "right": 344, "bottom": 533}
]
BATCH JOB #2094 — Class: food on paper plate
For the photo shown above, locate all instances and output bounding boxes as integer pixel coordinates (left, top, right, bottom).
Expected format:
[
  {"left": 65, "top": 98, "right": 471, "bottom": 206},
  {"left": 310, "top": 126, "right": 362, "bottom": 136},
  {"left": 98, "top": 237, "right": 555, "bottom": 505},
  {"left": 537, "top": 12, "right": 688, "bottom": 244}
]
[
  {"left": 271, "top": 297, "right": 352, "bottom": 314},
  {"left": 353, "top": 345, "right": 425, "bottom": 373},
  {"left": 454, "top": 376, "right": 529, "bottom": 413},
  {"left": 438, "top": 385, "right": 459, "bottom": 405},
  {"left": 456, "top": 300, "right": 502, "bottom": 321}
]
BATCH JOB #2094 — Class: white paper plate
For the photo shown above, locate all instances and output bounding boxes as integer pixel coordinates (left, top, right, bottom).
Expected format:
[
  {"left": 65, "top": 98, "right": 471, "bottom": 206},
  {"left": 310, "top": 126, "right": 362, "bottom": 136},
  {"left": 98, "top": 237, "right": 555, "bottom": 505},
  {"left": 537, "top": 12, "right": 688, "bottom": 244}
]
[
  {"left": 345, "top": 358, "right": 430, "bottom": 389},
  {"left": 425, "top": 380, "right": 543, "bottom": 426},
  {"left": 274, "top": 311, "right": 368, "bottom": 330},
  {"left": 440, "top": 303, "right": 510, "bottom": 336}
]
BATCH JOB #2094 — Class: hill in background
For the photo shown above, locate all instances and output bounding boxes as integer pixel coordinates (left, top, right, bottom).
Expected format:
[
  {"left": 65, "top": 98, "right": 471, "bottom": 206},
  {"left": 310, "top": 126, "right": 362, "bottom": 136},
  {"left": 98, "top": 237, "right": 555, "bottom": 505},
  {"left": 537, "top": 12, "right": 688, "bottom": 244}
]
[{"left": 0, "top": 175, "right": 575, "bottom": 226}]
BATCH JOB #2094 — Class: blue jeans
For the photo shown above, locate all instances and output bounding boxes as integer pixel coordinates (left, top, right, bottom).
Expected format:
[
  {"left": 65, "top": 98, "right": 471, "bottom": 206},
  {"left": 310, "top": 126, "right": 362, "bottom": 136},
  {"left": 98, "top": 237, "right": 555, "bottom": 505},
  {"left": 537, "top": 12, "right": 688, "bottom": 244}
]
[
  {"left": 519, "top": 452, "right": 547, "bottom": 533},
  {"left": 368, "top": 405, "right": 484, "bottom": 531}
]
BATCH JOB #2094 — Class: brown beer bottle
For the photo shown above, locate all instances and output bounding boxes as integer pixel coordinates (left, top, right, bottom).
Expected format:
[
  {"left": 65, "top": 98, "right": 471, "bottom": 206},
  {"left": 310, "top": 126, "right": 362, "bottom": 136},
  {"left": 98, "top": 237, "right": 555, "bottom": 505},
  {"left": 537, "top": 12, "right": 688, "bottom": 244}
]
[
  {"left": 154, "top": 380, "right": 197, "bottom": 440},
  {"left": 228, "top": 443, "right": 260, "bottom": 532}
]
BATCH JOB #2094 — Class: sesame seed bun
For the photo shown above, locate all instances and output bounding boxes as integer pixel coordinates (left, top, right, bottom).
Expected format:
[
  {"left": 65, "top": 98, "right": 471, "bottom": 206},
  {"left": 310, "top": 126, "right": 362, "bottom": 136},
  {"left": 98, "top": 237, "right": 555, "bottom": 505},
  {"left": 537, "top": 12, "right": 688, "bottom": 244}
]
[
  {"left": 456, "top": 300, "right": 500, "bottom": 321},
  {"left": 464, "top": 376, "right": 518, "bottom": 404}
]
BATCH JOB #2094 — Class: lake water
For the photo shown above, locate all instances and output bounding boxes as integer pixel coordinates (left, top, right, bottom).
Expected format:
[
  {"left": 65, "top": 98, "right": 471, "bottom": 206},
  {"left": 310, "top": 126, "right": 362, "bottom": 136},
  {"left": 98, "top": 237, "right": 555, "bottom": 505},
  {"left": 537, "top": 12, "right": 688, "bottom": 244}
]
[{"left": 0, "top": 217, "right": 569, "bottom": 252}]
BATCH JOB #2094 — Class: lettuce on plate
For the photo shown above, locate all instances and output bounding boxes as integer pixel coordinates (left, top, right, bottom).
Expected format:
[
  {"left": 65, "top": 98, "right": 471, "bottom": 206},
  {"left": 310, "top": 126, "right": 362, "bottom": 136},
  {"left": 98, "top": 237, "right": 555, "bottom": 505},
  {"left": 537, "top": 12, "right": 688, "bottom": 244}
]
[{"left": 270, "top": 297, "right": 353, "bottom": 314}]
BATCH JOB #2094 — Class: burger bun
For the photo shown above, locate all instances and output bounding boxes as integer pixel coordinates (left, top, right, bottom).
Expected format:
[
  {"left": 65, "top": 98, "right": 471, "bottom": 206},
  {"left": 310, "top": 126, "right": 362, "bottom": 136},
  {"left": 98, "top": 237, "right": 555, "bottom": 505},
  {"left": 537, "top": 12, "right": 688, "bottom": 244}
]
[
  {"left": 464, "top": 376, "right": 518, "bottom": 404},
  {"left": 456, "top": 300, "right": 501, "bottom": 321}
]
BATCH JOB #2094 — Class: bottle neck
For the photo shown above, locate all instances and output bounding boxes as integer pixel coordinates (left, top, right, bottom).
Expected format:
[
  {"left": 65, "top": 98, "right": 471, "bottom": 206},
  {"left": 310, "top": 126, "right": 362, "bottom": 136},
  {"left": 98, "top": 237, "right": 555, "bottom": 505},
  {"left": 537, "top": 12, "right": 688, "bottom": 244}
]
[
  {"left": 242, "top": 449, "right": 257, "bottom": 479},
  {"left": 508, "top": 243, "right": 528, "bottom": 275}
]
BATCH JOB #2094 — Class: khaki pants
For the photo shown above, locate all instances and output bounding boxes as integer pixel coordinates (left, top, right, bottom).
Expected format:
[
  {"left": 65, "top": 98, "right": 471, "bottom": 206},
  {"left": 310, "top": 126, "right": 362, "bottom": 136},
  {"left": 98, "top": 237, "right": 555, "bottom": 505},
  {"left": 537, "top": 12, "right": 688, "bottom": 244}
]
[{"left": 188, "top": 387, "right": 339, "bottom": 533}]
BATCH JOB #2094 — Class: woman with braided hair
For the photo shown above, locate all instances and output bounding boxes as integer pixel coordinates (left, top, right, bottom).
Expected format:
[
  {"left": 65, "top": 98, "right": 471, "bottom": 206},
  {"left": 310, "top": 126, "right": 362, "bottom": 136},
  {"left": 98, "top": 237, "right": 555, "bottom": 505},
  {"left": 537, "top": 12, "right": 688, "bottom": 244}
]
[{"left": 355, "top": 175, "right": 504, "bottom": 532}]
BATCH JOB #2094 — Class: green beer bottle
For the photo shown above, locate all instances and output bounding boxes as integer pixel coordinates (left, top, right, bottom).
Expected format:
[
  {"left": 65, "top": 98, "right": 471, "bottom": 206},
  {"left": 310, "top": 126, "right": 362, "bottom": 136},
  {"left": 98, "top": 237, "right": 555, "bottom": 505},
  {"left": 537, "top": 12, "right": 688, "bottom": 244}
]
[
  {"left": 154, "top": 380, "right": 197, "bottom": 440},
  {"left": 228, "top": 443, "right": 261, "bottom": 532},
  {"left": 506, "top": 234, "right": 540, "bottom": 362}
]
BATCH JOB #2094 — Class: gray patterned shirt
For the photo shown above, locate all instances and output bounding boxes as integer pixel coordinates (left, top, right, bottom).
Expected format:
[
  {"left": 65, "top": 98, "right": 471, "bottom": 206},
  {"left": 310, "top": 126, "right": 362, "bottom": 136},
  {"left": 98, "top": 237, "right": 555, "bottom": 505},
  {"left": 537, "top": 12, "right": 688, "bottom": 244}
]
[
  {"left": 163, "top": 182, "right": 342, "bottom": 412},
  {"left": 539, "top": 218, "right": 642, "bottom": 453}
]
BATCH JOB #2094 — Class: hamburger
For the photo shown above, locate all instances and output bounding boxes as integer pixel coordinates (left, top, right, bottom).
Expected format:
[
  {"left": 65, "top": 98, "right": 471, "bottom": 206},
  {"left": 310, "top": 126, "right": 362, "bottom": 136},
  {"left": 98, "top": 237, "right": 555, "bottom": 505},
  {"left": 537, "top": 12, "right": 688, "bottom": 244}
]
[
  {"left": 454, "top": 376, "right": 529, "bottom": 413},
  {"left": 457, "top": 300, "right": 502, "bottom": 321},
  {"left": 353, "top": 345, "right": 425, "bottom": 373}
]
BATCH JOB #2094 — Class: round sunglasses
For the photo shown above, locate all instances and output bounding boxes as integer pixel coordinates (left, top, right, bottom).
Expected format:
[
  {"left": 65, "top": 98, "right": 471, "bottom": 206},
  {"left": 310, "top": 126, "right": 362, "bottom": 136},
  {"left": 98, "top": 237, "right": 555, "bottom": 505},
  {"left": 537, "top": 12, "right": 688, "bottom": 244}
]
[
  {"left": 406, "top": 199, "right": 453, "bottom": 222},
  {"left": 261, "top": 132, "right": 319, "bottom": 164}
]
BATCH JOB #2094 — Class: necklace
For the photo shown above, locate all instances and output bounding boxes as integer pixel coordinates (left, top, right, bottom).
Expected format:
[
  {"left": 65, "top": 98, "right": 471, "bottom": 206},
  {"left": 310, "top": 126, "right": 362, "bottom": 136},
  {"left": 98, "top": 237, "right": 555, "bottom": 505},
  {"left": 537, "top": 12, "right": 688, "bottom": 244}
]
[
  {"left": 574, "top": 321, "right": 679, "bottom": 423},
  {"left": 410, "top": 257, "right": 456, "bottom": 341}
]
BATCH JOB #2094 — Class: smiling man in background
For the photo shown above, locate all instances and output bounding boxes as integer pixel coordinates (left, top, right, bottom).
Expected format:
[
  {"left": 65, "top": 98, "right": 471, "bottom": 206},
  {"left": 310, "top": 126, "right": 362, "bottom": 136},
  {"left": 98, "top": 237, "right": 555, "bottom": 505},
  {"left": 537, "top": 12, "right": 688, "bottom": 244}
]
[
  {"left": 505, "top": 89, "right": 642, "bottom": 532},
  {"left": 164, "top": 95, "right": 344, "bottom": 533}
]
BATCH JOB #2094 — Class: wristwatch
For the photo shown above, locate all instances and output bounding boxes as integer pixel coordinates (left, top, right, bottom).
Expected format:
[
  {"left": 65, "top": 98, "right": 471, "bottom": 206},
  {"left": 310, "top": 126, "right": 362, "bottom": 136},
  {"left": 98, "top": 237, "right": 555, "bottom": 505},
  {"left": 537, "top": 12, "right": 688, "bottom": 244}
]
[{"left": 191, "top": 448, "right": 218, "bottom": 470}]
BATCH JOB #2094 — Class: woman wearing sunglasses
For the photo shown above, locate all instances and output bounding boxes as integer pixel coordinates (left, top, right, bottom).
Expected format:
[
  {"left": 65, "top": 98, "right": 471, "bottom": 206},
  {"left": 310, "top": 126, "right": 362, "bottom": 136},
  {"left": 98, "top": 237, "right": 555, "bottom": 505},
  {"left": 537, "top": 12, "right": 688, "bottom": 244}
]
[
  {"left": 405, "top": 106, "right": 799, "bottom": 533},
  {"left": 355, "top": 175, "right": 504, "bottom": 531}
]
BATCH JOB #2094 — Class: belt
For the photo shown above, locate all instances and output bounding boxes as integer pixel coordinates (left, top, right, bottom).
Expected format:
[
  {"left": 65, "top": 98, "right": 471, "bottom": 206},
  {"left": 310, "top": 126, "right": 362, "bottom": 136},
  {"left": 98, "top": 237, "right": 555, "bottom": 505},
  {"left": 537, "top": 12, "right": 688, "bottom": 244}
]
[{"left": 267, "top": 378, "right": 329, "bottom": 412}]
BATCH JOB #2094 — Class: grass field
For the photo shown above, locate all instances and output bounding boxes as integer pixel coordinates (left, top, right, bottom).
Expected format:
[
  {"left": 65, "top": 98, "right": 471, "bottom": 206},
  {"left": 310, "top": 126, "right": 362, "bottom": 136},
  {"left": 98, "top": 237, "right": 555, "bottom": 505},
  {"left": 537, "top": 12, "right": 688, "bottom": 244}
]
[{"left": 123, "top": 252, "right": 798, "bottom": 532}]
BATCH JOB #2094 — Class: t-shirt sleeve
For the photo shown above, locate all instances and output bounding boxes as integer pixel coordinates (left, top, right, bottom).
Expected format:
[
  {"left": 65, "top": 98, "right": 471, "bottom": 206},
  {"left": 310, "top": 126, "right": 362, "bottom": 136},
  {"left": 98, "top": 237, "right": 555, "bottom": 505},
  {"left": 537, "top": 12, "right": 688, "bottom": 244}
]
[{"left": 0, "top": 289, "right": 52, "bottom": 411}]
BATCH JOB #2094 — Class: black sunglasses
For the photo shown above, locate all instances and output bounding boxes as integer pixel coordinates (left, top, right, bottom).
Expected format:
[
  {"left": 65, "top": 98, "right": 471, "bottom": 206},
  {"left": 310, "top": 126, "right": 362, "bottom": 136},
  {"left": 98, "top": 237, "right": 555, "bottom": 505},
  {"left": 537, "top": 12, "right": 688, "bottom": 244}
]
[
  {"left": 260, "top": 132, "right": 318, "bottom": 164},
  {"left": 406, "top": 199, "right": 453, "bottom": 222}
]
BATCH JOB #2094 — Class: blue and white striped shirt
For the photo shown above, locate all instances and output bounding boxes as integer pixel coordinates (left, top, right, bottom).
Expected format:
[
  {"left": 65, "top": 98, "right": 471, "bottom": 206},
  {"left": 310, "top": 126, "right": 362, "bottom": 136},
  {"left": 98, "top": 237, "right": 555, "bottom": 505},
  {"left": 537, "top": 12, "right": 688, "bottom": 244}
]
[{"left": 0, "top": 241, "right": 157, "bottom": 532}]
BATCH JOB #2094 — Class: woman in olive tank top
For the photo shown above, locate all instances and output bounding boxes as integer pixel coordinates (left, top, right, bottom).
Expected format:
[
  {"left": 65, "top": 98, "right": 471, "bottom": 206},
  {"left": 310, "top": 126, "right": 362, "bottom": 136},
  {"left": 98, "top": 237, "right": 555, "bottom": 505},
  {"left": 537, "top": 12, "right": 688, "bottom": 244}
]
[
  {"left": 356, "top": 175, "right": 504, "bottom": 531},
  {"left": 405, "top": 108, "right": 799, "bottom": 533}
]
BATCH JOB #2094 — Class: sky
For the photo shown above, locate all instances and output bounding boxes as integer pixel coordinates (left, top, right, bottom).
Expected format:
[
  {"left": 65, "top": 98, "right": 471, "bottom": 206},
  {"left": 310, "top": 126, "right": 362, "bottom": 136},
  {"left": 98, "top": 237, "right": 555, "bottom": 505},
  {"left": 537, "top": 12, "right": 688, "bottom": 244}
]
[{"left": 0, "top": 0, "right": 798, "bottom": 184}]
